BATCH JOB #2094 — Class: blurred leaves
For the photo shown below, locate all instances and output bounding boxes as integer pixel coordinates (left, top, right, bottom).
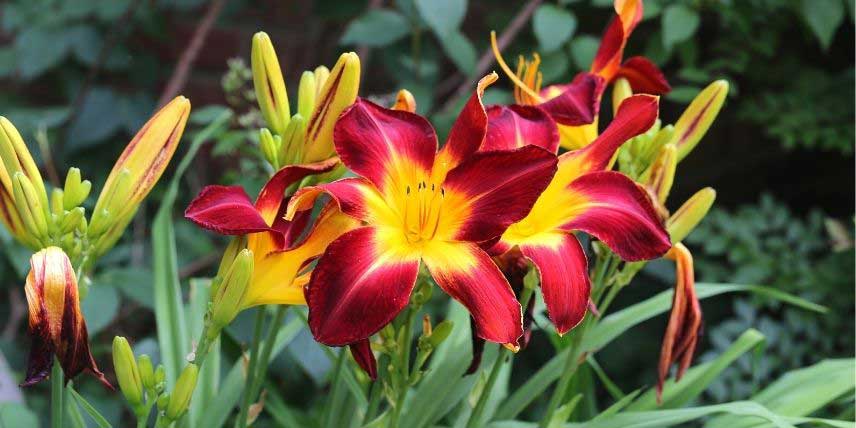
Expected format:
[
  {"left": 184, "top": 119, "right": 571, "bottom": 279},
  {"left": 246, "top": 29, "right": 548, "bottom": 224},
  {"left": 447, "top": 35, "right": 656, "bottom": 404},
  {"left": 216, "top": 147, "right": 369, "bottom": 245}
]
[
  {"left": 661, "top": 4, "right": 699, "bottom": 50},
  {"left": 341, "top": 9, "right": 410, "bottom": 47},
  {"left": 801, "top": 0, "right": 845, "bottom": 50},
  {"left": 415, "top": 0, "right": 467, "bottom": 38},
  {"left": 533, "top": 4, "right": 576, "bottom": 53}
]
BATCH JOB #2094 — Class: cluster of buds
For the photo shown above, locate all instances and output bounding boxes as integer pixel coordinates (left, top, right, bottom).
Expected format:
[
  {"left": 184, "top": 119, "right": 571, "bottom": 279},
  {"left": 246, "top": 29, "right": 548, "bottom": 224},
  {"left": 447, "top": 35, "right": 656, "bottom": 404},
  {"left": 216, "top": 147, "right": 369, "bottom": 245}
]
[
  {"left": 113, "top": 337, "right": 198, "bottom": 424},
  {"left": 610, "top": 78, "right": 728, "bottom": 401},
  {"left": 0, "top": 97, "right": 190, "bottom": 268},
  {"left": 252, "top": 32, "right": 360, "bottom": 169}
]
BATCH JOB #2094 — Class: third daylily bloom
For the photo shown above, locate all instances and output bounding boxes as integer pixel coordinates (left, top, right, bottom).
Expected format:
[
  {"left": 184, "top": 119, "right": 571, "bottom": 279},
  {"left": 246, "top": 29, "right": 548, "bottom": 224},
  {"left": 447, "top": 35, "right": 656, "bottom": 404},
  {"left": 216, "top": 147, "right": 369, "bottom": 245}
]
[
  {"left": 491, "top": 0, "right": 670, "bottom": 150},
  {"left": 485, "top": 94, "right": 672, "bottom": 334},
  {"left": 285, "top": 75, "right": 557, "bottom": 352}
]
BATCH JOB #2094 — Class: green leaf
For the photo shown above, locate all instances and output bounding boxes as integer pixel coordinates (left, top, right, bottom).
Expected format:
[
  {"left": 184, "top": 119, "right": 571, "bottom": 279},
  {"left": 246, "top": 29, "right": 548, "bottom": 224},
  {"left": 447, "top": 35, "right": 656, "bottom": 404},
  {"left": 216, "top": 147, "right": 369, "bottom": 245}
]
[
  {"left": 801, "top": 0, "right": 844, "bottom": 50},
  {"left": 66, "top": 87, "right": 124, "bottom": 150},
  {"left": 152, "top": 109, "right": 232, "bottom": 386},
  {"left": 661, "top": 4, "right": 700, "bottom": 49},
  {"left": 533, "top": 4, "right": 577, "bottom": 53},
  {"left": 415, "top": 0, "right": 467, "bottom": 37},
  {"left": 705, "top": 359, "right": 855, "bottom": 428},
  {"left": 496, "top": 283, "right": 825, "bottom": 420},
  {"left": 627, "top": 329, "right": 765, "bottom": 411},
  {"left": 80, "top": 283, "right": 120, "bottom": 335},
  {"left": 0, "top": 403, "right": 38, "bottom": 428},
  {"left": 14, "top": 28, "right": 70, "bottom": 79},
  {"left": 665, "top": 85, "right": 701, "bottom": 103},
  {"left": 570, "top": 35, "right": 600, "bottom": 71},
  {"left": 187, "top": 279, "right": 218, "bottom": 428},
  {"left": 68, "top": 387, "right": 112, "bottom": 428},
  {"left": 341, "top": 9, "right": 410, "bottom": 46},
  {"left": 438, "top": 30, "right": 477, "bottom": 74}
]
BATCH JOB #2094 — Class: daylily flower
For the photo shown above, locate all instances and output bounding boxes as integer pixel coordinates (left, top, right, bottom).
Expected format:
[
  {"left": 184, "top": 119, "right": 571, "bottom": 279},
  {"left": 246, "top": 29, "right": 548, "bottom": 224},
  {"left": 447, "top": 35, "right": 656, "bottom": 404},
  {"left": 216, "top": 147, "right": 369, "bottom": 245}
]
[
  {"left": 491, "top": 0, "right": 670, "bottom": 149},
  {"left": 21, "top": 247, "right": 111, "bottom": 388},
  {"left": 185, "top": 158, "right": 361, "bottom": 311},
  {"left": 285, "top": 75, "right": 557, "bottom": 357},
  {"left": 485, "top": 94, "right": 672, "bottom": 335}
]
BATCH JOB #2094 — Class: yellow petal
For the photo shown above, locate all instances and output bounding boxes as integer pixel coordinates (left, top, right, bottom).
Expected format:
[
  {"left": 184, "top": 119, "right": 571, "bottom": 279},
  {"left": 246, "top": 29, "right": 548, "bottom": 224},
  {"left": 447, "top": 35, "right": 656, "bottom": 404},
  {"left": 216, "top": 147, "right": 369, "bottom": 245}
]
[
  {"left": 670, "top": 80, "right": 728, "bottom": 161},
  {"left": 666, "top": 187, "right": 716, "bottom": 243},
  {"left": 303, "top": 52, "right": 361, "bottom": 163}
]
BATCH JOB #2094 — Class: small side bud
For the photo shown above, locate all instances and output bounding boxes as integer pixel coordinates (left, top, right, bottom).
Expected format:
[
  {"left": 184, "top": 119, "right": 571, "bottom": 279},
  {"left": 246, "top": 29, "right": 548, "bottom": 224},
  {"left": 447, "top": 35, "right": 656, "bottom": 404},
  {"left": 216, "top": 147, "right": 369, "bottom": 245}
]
[
  {"left": 297, "top": 71, "right": 317, "bottom": 119},
  {"left": 138, "top": 354, "right": 155, "bottom": 391},
  {"left": 113, "top": 336, "right": 143, "bottom": 406},
  {"left": 63, "top": 167, "right": 91, "bottom": 210},
  {"left": 259, "top": 128, "right": 282, "bottom": 170},
  {"left": 279, "top": 114, "right": 306, "bottom": 166},
  {"left": 209, "top": 249, "right": 254, "bottom": 337},
  {"left": 166, "top": 364, "right": 199, "bottom": 421},
  {"left": 427, "top": 320, "right": 453, "bottom": 348},
  {"left": 392, "top": 89, "right": 417, "bottom": 113}
]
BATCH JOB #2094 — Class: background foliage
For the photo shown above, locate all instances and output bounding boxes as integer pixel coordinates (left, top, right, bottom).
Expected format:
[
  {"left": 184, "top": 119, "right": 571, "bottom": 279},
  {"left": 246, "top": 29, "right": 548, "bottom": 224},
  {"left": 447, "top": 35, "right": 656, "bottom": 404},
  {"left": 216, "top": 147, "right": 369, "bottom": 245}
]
[{"left": 0, "top": 0, "right": 852, "bottom": 426}]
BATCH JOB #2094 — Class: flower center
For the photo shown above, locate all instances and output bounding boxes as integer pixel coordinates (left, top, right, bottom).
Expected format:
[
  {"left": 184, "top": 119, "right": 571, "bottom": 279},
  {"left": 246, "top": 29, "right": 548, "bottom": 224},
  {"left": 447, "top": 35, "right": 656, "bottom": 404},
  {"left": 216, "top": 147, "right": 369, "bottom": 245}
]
[{"left": 403, "top": 181, "right": 445, "bottom": 243}]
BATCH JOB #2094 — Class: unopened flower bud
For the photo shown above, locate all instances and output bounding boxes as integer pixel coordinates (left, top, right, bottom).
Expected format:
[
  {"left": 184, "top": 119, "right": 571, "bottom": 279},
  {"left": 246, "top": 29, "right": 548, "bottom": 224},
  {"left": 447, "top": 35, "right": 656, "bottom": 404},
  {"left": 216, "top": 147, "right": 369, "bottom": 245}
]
[
  {"left": 303, "top": 52, "right": 360, "bottom": 162},
  {"left": 113, "top": 336, "right": 143, "bottom": 406},
  {"left": 670, "top": 80, "right": 728, "bottom": 162},
  {"left": 392, "top": 89, "right": 417, "bottom": 113},
  {"left": 259, "top": 128, "right": 282, "bottom": 170},
  {"left": 138, "top": 354, "right": 155, "bottom": 390},
  {"left": 313, "top": 66, "right": 330, "bottom": 96},
  {"left": 209, "top": 249, "right": 254, "bottom": 337},
  {"left": 154, "top": 365, "right": 166, "bottom": 392},
  {"left": 59, "top": 207, "right": 85, "bottom": 235},
  {"left": 12, "top": 172, "right": 48, "bottom": 241},
  {"left": 252, "top": 32, "right": 290, "bottom": 136},
  {"left": 612, "top": 77, "right": 633, "bottom": 117},
  {"left": 426, "top": 320, "right": 453, "bottom": 348},
  {"left": 644, "top": 144, "right": 677, "bottom": 205},
  {"left": 50, "top": 188, "right": 64, "bottom": 217},
  {"left": 157, "top": 393, "right": 170, "bottom": 412},
  {"left": 297, "top": 71, "right": 317, "bottom": 119},
  {"left": 666, "top": 187, "right": 716, "bottom": 243},
  {"left": 279, "top": 114, "right": 306, "bottom": 166},
  {"left": 166, "top": 364, "right": 198, "bottom": 421},
  {"left": 63, "top": 167, "right": 91, "bottom": 210}
]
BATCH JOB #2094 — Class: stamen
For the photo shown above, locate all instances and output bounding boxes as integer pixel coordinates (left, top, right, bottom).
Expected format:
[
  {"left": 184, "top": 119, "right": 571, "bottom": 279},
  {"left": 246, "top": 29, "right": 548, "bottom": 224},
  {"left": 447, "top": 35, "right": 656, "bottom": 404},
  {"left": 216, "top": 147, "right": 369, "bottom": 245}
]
[{"left": 490, "top": 31, "right": 542, "bottom": 103}]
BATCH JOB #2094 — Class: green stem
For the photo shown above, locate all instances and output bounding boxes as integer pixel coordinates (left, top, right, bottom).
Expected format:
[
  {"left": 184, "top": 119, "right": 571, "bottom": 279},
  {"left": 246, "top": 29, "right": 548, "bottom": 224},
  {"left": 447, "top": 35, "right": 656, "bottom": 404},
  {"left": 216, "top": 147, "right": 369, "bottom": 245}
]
[
  {"left": 322, "top": 349, "right": 347, "bottom": 428},
  {"left": 249, "top": 306, "right": 288, "bottom": 405},
  {"left": 51, "top": 358, "right": 64, "bottom": 428},
  {"left": 387, "top": 308, "right": 415, "bottom": 428},
  {"left": 362, "top": 370, "right": 384, "bottom": 425},
  {"left": 539, "top": 253, "right": 617, "bottom": 428},
  {"left": 235, "top": 307, "right": 266, "bottom": 428},
  {"left": 466, "top": 345, "right": 506, "bottom": 428}
]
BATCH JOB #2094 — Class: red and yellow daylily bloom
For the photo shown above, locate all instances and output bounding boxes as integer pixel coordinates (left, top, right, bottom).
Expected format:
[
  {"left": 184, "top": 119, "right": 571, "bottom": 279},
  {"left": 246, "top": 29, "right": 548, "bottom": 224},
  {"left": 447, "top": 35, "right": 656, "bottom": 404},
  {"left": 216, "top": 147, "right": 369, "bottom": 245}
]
[
  {"left": 491, "top": 0, "right": 670, "bottom": 150},
  {"left": 185, "top": 158, "right": 360, "bottom": 309},
  {"left": 285, "top": 75, "right": 557, "bottom": 353},
  {"left": 485, "top": 95, "right": 672, "bottom": 335},
  {"left": 21, "top": 247, "right": 111, "bottom": 388}
]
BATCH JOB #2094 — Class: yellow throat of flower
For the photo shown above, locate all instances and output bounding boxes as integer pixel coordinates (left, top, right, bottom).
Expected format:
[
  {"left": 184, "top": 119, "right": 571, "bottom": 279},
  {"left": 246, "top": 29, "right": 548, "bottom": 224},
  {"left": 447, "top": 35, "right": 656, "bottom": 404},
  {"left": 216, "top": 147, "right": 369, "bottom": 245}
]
[{"left": 402, "top": 180, "right": 445, "bottom": 244}]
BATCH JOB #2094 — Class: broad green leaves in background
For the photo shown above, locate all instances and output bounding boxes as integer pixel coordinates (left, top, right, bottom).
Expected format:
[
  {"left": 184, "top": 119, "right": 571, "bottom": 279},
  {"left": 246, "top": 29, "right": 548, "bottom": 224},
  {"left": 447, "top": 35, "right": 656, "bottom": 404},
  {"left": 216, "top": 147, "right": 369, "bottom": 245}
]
[
  {"left": 341, "top": 9, "right": 410, "bottom": 46},
  {"left": 533, "top": 4, "right": 577, "bottom": 52},
  {"left": 801, "top": 0, "right": 845, "bottom": 50},
  {"left": 662, "top": 4, "right": 700, "bottom": 49},
  {"left": 415, "top": 0, "right": 467, "bottom": 38}
]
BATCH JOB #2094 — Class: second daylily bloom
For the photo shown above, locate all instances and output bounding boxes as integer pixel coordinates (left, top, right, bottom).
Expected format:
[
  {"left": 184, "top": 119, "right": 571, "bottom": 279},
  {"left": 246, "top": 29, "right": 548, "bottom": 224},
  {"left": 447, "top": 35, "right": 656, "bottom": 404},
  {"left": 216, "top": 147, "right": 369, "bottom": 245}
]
[
  {"left": 21, "top": 247, "right": 111, "bottom": 388},
  {"left": 185, "top": 158, "right": 361, "bottom": 312},
  {"left": 486, "top": 95, "right": 672, "bottom": 334},
  {"left": 285, "top": 75, "right": 558, "bottom": 352}
]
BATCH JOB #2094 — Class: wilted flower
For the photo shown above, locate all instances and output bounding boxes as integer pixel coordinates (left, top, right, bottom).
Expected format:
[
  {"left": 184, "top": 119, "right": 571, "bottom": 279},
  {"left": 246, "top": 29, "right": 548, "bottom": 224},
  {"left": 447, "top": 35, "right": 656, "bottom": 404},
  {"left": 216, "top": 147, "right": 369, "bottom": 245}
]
[{"left": 20, "top": 247, "right": 111, "bottom": 388}]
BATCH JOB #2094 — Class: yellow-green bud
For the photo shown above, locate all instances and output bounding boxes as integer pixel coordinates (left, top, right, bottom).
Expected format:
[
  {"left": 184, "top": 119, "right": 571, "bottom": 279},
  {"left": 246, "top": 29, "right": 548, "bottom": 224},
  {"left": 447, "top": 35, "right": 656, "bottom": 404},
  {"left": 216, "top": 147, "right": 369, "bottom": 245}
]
[
  {"left": 50, "top": 188, "right": 64, "bottom": 217},
  {"left": 63, "top": 167, "right": 91, "bottom": 210},
  {"left": 643, "top": 144, "right": 677, "bottom": 205},
  {"left": 313, "top": 66, "right": 330, "bottom": 97},
  {"left": 251, "top": 32, "right": 290, "bottom": 136},
  {"left": 259, "top": 128, "right": 281, "bottom": 169},
  {"left": 303, "top": 52, "right": 360, "bottom": 162},
  {"left": 426, "top": 320, "right": 453, "bottom": 347},
  {"left": 112, "top": 336, "right": 143, "bottom": 406},
  {"left": 87, "top": 168, "right": 132, "bottom": 238},
  {"left": 138, "top": 354, "right": 155, "bottom": 390},
  {"left": 297, "top": 71, "right": 317, "bottom": 119},
  {"left": 154, "top": 365, "right": 166, "bottom": 392},
  {"left": 12, "top": 172, "right": 48, "bottom": 241},
  {"left": 280, "top": 114, "right": 306, "bottom": 166},
  {"left": 59, "top": 207, "right": 85, "bottom": 235},
  {"left": 209, "top": 249, "right": 254, "bottom": 336},
  {"left": 612, "top": 77, "right": 633, "bottom": 117},
  {"left": 156, "top": 393, "right": 170, "bottom": 412},
  {"left": 666, "top": 187, "right": 716, "bottom": 243},
  {"left": 0, "top": 117, "right": 47, "bottom": 210},
  {"left": 670, "top": 80, "right": 729, "bottom": 162},
  {"left": 166, "top": 364, "right": 199, "bottom": 421}
]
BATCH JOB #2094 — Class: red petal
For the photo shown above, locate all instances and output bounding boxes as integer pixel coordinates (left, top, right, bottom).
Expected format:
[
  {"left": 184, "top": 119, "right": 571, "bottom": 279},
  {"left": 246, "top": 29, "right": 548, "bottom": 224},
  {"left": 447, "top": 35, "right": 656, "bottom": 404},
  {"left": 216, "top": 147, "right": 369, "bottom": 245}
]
[
  {"left": 563, "top": 94, "right": 658, "bottom": 175},
  {"left": 255, "top": 157, "right": 340, "bottom": 224},
  {"left": 484, "top": 105, "right": 559, "bottom": 153},
  {"left": 441, "top": 146, "right": 557, "bottom": 243},
  {"left": 590, "top": 16, "right": 625, "bottom": 80},
  {"left": 184, "top": 185, "right": 270, "bottom": 235},
  {"left": 521, "top": 232, "right": 590, "bottom": 335},
  {"left": 307, "top": 227, "right": 419, "bottom": 346},
  {"left": 617, "top": 56, "right": 671, "bottom": 95},
  {"left": 349, "top": 339, "right": 377, "bottom": 380},
  {"left": 287, "top": 177, "right": 393, "bottom": 225},
  {"left": 435, "top": 74, "right": 496, "bottom": 174},
  {"left": 538, "top": 73, "right": 605, "bottom": 127},
  {"left": 423, "top": 241, "right": 522, "bottom": 346},
  {"left": 334, "top": 98, "right": 436, "bottom": 196},
  {"left": 562, "top": 171, "right": 671, "bottom": 261}
]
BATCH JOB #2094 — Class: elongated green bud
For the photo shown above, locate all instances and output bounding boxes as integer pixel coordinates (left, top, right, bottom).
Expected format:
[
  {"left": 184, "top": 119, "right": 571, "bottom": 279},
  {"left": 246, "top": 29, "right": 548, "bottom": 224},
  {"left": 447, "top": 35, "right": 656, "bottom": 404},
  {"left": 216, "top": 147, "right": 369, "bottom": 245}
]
[
  {"left": 138, "top": 354, "right": 155, "bottom": 391},
  {"left": 313, "top": 66, "right": 330, "bottom": 97},
  {"left": 59, "top": 207, "right": 85, "bottom": 235},
  {"left": 166, "top": 364, "right": 198, "bottom": 421},
  {"left": 88, "top": 168, "right": 132, "bottom": 238},
  {"left": 154, "top": 365, "right": 166, "bottom": 392},
  {"left": 209, "top": 249, "right": 254, "bottom": 337},
  {"left": 643, "top": 144, "right": 677, "bottom": 204},
  {"left": 259, "top": 128, "right": 281, "bottom": 169},
  {"left": 13, "top": 172, "right": 48, "bottom": 240},
  {"left": 157, "top": 393, "right": 170, "bottom": 412},
  {"left": 304, "top": 52, "right": 361, "bottom": 162},
  {"left": 667, "top": 187, "right": 716, "bottom": 243},
  {"left": 252, "top": 32, "right": 290, "bottom": 136},
  {"left": 63, "top": 167, "right": 91, "bottom": 210},
  {"left": 280, "top": 114, "right": 306, "bottom": 166},
  {"left": 298, "top": 71, "right": 317, "bottom": 119},
  {"left": 50, "top": 188, "right": 64, "bottom": 217},
  {"left": 427, "top": 320, "right": 453, "bottom": 348},
  {"left": 113, "top": 336, "right": 143, "bottom": 406},
  {"left": 670, "top": 80, "right": 728, "bottom": 161}
]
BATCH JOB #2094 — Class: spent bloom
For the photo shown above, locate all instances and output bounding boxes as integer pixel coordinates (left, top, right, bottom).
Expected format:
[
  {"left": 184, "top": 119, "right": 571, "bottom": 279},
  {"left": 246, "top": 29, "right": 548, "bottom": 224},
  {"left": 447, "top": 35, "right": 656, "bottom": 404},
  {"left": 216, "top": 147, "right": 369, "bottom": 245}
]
[{"left": 21, "top": 247, "right": 111, "bottom": 388}]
